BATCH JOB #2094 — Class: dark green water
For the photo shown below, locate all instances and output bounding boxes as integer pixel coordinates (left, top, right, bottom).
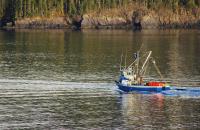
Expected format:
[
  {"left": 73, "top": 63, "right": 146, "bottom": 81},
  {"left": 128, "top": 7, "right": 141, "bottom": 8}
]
[{"left": 0, "top": 29, "right": 200, "bottom": 129}]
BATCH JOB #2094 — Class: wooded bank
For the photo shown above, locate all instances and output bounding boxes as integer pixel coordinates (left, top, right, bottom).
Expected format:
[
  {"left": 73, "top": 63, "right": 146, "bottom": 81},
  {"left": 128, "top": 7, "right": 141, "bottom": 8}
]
[{"left": 0, "top": 0, "right": 200, "bottom": 29}]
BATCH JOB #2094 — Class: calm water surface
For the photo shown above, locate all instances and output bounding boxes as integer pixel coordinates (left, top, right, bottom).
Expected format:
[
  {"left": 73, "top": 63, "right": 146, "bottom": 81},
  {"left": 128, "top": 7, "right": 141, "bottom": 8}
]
[{"left": 0, "top": 29, "right": 200, "bottom": 129}]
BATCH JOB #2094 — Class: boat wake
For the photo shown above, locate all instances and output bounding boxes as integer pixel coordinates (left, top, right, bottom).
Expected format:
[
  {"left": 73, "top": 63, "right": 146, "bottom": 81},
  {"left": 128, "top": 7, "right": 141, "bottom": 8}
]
[
  {"left": 0, "top": 79, "right": 114, "bottom": 91},
  {"left": 1, "top": 78, "right": 200, "bottom": 98},
  {"left": 161, "top": 87, "right": 200, "bottom": 98}
]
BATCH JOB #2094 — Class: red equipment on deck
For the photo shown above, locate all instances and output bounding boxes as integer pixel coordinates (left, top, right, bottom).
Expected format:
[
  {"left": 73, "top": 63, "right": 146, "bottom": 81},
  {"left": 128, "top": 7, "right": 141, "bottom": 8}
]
[{"left": 146, "top": 82, "right": 165, "bottom": 87}]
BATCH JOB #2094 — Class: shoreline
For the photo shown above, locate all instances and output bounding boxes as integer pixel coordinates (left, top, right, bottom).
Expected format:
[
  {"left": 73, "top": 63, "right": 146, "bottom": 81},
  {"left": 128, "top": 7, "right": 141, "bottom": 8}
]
[
  {"left": 1, "top": 7, "right": 200, "bottom": 30},
  {"left": 1, "top": 10, "right": 200, "bottom": 30},
  {"left": 1, "top": 18, "right": 199, "bottom": 30},
  {"left": 1, "top": 24, "right": 199, "bottom": 30},
  {"left": 1, "top": 27, "right": 199, "bottom": 34}
]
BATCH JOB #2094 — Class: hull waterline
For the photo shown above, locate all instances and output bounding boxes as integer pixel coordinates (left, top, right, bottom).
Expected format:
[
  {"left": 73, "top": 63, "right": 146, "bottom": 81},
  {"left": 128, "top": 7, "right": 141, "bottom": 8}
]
[{"left": 116, "top": 82, "right": 170, "bottom": 92}]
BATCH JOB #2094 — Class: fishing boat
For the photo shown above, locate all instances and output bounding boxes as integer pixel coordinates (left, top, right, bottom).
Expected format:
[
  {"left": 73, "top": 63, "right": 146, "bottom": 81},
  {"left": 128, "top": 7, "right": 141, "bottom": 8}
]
[{"left": 115, "top": 51, "right": 170, "bottom": 92}]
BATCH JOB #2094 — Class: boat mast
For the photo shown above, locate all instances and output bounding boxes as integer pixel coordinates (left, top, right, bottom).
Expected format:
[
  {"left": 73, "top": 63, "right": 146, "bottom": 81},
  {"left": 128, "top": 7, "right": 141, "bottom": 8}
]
[
  {"left": 125, "top": 49, "right": 127, "bottom": 69},
  {"left": 136, "top": 51, "right": 139, "bottom": 76},
  {"left": 140, "top": 51, "right": 152, "bottom": 75},
  {"left": 120, "top": 53, "right": 123, "bottom": 71}
]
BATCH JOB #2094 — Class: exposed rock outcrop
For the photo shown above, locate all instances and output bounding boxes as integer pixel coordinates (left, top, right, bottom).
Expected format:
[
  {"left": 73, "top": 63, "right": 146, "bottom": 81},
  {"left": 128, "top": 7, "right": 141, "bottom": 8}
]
[
  {"left": 132, "top": 10, "right": 142, "bottom": 30},
  {"left": 71, "top": 15, "right": 83, "bottom": 30}
]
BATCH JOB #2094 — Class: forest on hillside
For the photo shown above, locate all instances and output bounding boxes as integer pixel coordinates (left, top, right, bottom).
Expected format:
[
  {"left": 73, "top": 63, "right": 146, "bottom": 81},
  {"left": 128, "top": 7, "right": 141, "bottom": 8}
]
[{"left": 0, "top": 0, "right": 200, "bottom": 28}]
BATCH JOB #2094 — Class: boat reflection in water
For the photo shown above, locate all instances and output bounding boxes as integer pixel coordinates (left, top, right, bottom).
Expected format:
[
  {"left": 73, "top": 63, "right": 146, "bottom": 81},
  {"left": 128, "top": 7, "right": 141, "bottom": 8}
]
[{"left": 119, "top": 93, "right": 200, "bottom": 129}]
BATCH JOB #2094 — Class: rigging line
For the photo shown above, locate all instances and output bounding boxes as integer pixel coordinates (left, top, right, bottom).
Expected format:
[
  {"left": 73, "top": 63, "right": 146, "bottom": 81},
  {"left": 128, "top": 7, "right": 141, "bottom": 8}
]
[
  {"left": 120, "top": 51, "right": 123, "bottom": 71},
  {"left": 141, "top": 59, "right": 150, "bottom": 76},
  {"left": 141, "top": 51, "right": 152, "bottom": 71},
  {"left": 126, "top": 59, "right": 137, "bottom": 70},
  {"left": 151, "top": 58, "right": 163, "bottom": 80},
  {"left": 138, "top": 42, "right": 144, "bottom": 52}
]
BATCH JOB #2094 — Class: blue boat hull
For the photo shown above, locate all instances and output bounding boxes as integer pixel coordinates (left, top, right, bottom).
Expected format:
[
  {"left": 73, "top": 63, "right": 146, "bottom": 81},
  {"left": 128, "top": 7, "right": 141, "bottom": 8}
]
[{"left": 116, "top": 82, "right": 170, "bottom": 92}]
